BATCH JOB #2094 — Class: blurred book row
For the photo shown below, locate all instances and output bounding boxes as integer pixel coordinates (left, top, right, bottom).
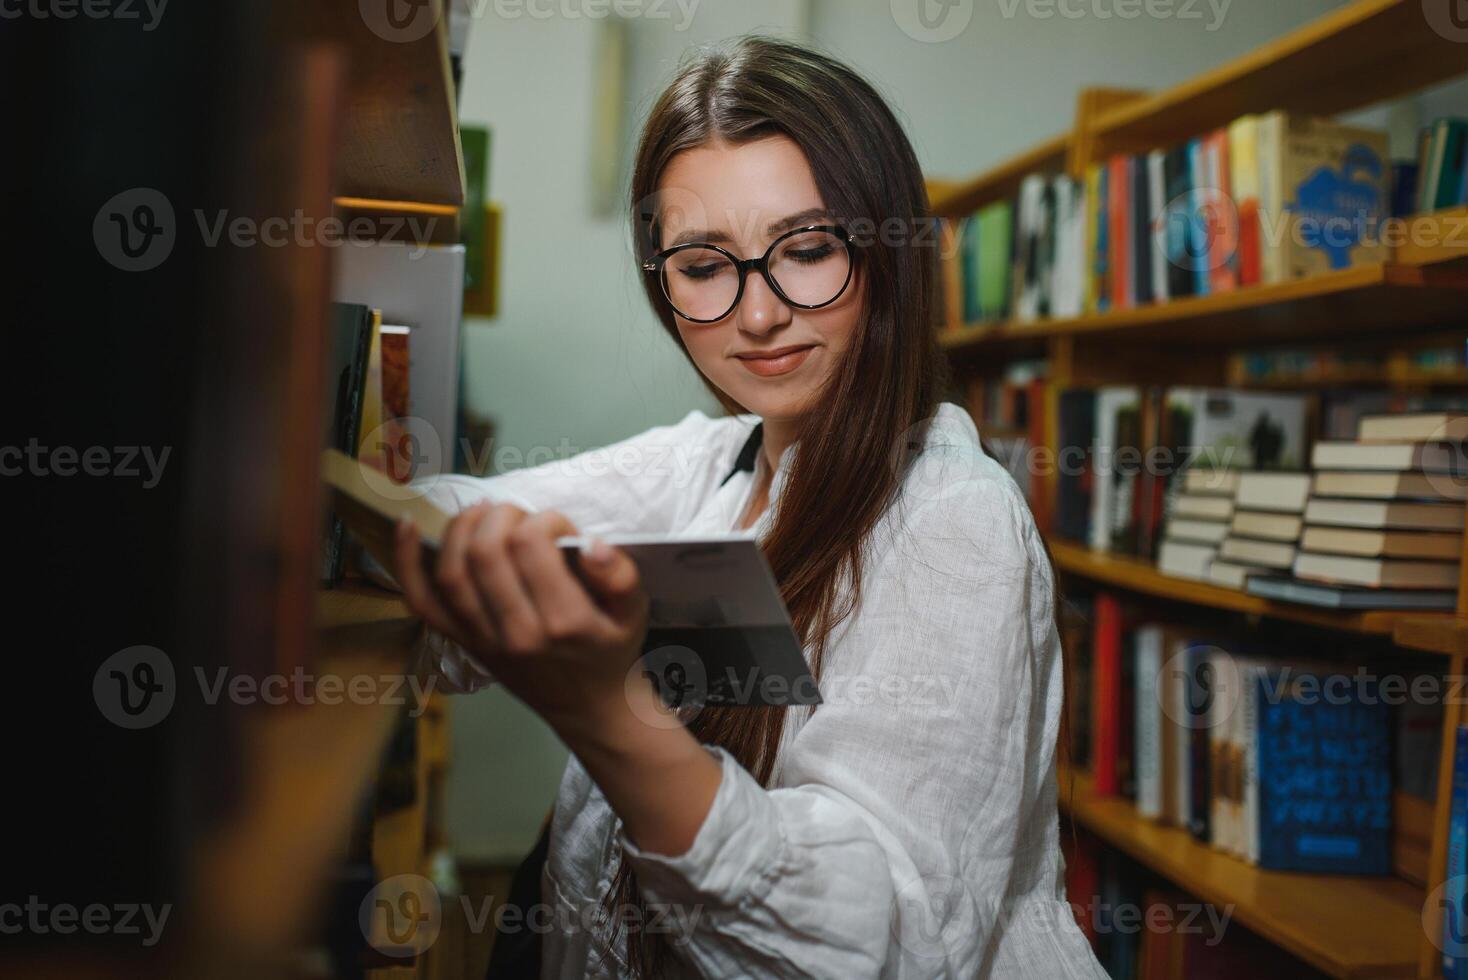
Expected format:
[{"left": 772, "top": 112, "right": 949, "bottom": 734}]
[{"left": 937, "top": 110, "right": 1468, "bottom": 327}]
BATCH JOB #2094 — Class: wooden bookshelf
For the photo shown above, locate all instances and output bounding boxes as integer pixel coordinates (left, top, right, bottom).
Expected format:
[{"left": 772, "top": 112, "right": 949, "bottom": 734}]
[
  {"left": 304, "top": 1, "right": 465, "bottom": 205},
  {"left": 1058, "top": 767, "right": 1424, "bottom": 979},
  {"left": 939, "top": 262, "right": 1468, "bottom": 351},
  {"left": 928, "top": 133, "right": 1070, "bottom": 216},
  {"left": 930, "top": 5, "right": 1468, "bottom": 974},
  {"left": 1087, "top": 0, "right": 1468, "bottom": 155},
  {"left": 1045, "top": 538, "right": 1455, "bottom": 640}
]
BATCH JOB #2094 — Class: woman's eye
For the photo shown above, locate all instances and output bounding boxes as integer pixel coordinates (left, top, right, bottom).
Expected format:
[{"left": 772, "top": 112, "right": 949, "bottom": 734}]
[
  {"left": 787, "top": 243, "right": 835, "bottom": 263},
  {"left": 678, "top": 263, "right": 724, "bottom": 280}
]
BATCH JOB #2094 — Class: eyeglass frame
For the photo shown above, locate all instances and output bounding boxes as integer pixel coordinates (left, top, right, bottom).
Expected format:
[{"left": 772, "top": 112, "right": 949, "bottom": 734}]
[{"left": 640, "top": 223, "right": 857, "bottom": 324}]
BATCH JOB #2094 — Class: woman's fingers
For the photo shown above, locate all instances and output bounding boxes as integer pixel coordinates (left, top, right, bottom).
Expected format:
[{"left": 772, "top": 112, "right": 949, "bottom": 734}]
[
  {"left": 573, "top": 537, "right": 648, "bottom": 631},
  {"left": 433, "top": 501, "right": 502, "bottom": 645},
  {"left": 466, "top": 504, "right": 545, "bottom": 655},
  {"left": 394, "top": 517, "right": 472, "bottom": 646},
  {"left": 510, "top": 512, "right": 611, "bottom": 642}
]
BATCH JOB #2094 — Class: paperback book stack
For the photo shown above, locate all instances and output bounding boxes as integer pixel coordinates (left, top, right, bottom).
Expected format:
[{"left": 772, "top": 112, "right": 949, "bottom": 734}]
[
  {"left": 1212, "top": 472, "right": 1312, "bottom": 588},
  {"left": 1157, "top": 468, "right": 1237, "bottom": 581},
  {"left": 1247, "top": 412, "right": 1468, "bottom": 610}
]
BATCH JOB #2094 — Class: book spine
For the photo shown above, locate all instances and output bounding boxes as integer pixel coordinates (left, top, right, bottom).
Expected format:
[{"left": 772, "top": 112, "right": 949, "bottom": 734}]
[
  {"left": 1256, "top": 112, "right": 1285, "bottom": 285},
  {"left": 1092, "top": 593, "right": 1124, "bottom": 796},
  {"left": 1447, "top": 725, "right": 1468, "bottom": 978},
  {"left": 1242, "top": 662, "right": 1261, "bottom": 865},
  {"left": 1186, "top": 643, "right": 1211, "bottom": 842},
  {"left": 1135, "top": 626, "right": 1162, "bottom": 819},
  {"left": 1108, "top": 155, "right": 1130, "bottom": 310}
]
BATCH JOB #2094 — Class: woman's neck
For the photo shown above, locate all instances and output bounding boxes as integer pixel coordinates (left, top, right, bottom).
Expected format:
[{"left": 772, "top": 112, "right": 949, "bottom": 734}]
[{"left": 760, "top": 417, "right": 798, "bottom": 475}]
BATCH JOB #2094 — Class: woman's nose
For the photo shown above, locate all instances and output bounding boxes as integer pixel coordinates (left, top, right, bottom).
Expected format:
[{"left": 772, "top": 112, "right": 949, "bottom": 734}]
[{"left": 736, "top": 268, "right": 792, "bottom": 336}]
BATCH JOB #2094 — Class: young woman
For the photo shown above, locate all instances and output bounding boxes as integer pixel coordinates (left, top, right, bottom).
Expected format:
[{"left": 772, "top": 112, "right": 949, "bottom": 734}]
[{"left": 391, "top": 35, "right": 1106, "bottom": 980}]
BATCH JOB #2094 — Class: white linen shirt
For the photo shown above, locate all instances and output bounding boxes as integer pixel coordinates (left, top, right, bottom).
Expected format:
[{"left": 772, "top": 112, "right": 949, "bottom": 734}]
[{"left": 414, "top": 402, "right": 1106, "bottom": 980}]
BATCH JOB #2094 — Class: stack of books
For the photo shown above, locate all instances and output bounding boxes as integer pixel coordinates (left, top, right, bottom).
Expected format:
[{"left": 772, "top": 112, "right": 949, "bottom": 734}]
[
  {"left": 1212, "top": 472, "right": 1312, "bottom": 588},
  {"left": 1247, "top": 412, "right": 1467, "bottom": 610},
  {"left": 1157, "top": 468, "right": 1238, "bottom": 581}
]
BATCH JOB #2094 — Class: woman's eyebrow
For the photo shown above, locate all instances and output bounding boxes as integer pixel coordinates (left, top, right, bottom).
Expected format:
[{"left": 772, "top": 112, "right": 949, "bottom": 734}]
[{"left": 664, "top": 208, "right": 836, "bottom": 249}]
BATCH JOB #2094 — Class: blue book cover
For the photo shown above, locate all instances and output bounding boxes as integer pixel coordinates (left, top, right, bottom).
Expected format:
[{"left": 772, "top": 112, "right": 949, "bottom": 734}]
[
  {"left": 1186, "top": 139, "right": 1209, "bottom": 298},
  {"left": 1255, "top": 668, "right": 1391, "bottom": 873},
  {"left": 1444, "top": 725, "right": 1468, "bottom": 978}
]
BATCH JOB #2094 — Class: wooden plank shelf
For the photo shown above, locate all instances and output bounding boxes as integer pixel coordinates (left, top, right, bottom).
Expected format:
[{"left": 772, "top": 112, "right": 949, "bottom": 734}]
[
  {"left": 1058, "top": 767, "right": 1424, "bottom": 979},
  {"left": 303, "top": 1, "right": 465, "bottom": 205},
  {"left": 1045, "top": 538, "right": 1455, "bottom": 641},
  {"left": 1394, "top": 615, "right": 1468, "bottom": 656},
  {"left": 938, "top": 263, "right": 1468, "bottom": 351},
  {"left": 928, "top": 133, "right": 1070, "bottom": 216},
  {"left": 1088, "top": 0, "right": 1468, "bottom": 153}
]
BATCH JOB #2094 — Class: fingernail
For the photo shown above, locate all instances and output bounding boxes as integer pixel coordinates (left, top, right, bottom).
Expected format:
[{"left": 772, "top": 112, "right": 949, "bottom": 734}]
[
  {"left": 398, "top": 515, "right": 413, "bottom": 536},
  {"left": 585, "top": 536, "right": 612, "bottom": 565}
]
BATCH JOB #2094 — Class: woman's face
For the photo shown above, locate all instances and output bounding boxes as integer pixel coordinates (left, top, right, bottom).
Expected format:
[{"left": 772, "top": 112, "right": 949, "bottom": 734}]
[{"left": 653, "top": 135, "right": 863, "bottom": 424}]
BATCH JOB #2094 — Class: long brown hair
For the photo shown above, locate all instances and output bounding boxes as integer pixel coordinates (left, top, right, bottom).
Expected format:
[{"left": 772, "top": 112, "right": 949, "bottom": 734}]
[{"left": 608, "top": 35, "right": 950, "bottom": 976}]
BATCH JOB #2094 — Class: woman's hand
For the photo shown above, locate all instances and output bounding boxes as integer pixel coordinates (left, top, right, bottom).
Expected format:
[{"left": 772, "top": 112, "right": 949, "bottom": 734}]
[{"left": 392, "top": 501, "right": 650, "bottom": 728}]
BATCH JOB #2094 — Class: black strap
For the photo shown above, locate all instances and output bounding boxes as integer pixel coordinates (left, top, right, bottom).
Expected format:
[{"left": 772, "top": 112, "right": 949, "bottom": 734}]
[{"left": 719, "top": 422, "right": 763, "bottom": 487}]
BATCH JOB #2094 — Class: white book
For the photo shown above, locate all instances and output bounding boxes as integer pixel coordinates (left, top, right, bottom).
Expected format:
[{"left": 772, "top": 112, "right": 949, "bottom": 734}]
[
  {"left": 1163, "top": 634, "right": 1192, "bottom": 829},
  {"left": 1218, "top": 536, "right": 1296, "bottom": 568},
  {"left": 1158, "top": 539, "right": 1215, "bottom": 580},
  {"left": 1235, "top": 471, "right": 1312, "bottom": 512},
  {"left": 1173, "top": 494, "right": 1234, "bottom": 520},
  {"left": 1230, "top": 509, "right": 1304, "bottom": 541},
  {"left": 1240, "top": 658, "right": 1263, "bottom": 865},
  {"left": 1311, "top": 440, "right": 1465, "bottom": 472},
  {"left": 1148, "top": 150, "right": 1168, "bottom": 303},
  {"left": 1134, "top": 625, "right": 1164, "bottom": 820},
  {"left": 1167, "top": 518, "right": 1230, "bottom": 544},
  {"left": 1207, "top": 559, "right": 1270, "bottom": 589}
]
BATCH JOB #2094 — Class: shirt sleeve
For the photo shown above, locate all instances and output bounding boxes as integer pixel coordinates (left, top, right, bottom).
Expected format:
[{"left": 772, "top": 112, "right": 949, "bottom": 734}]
[
  {"left": 388, "top": 409, "right": 752, "bottom": 695},
  {"left": 617, "top": 450, "right": 1106, "bottom": 979}
]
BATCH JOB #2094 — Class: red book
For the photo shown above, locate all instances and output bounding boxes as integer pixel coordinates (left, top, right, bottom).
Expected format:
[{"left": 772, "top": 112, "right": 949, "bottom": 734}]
[
  {"left": 1205, "top": 129, "right": 1239, "bottom": 294},
  {"left": 1061, "top": 828, "right": 1101, "bottom": 944},
  {"left": 1091, "top": 592, "right": 1124, "bottom": 796},
  {"left": 1108, "top": 155, "right": 1131, "bottom": 309}
]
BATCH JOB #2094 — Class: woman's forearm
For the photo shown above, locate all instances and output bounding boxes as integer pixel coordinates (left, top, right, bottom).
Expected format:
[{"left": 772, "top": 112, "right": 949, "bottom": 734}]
[{"left": 547, "top": 682, "right": 723, "bottom": 858}]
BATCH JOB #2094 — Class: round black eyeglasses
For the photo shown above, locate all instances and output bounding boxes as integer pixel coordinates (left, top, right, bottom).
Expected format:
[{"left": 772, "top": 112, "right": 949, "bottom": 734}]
[{"left": 641, "top": 224, "right": 856, "bottom": 324}]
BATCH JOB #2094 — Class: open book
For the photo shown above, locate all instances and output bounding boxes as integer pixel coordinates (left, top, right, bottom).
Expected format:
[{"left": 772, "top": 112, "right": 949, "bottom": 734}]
[{"left": 322, "top": 449, "right": 818, "bottom": 707}]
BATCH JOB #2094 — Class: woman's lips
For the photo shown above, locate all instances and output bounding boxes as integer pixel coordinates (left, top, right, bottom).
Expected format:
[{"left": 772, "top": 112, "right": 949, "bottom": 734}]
[{"left": 734, "top": 345, "right": 816, "bottom": 377}]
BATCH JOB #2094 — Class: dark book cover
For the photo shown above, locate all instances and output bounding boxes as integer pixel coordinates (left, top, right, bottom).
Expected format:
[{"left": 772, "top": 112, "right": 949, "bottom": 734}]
[
  {"left": 1133, "top": 153, "right": 1154, "bottom": 305},
  {"left": 1056, "top": 388, "right": 1097, "bottom": 543},
  {"left": 1255, "top": 668, "right": 1392, "bottom": 873},
  {"left": 1109, "top": 401, "right": 1143, "bottom": 555},
  {"left": 1162, "top": 145, "right": 1196, "bottom": 300},
  {"left": 1185, "top": 641, "right": 1213, "bottom": 843},
  {"left": 320, "top": 302, "right": 376, "bottom": 586}
]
